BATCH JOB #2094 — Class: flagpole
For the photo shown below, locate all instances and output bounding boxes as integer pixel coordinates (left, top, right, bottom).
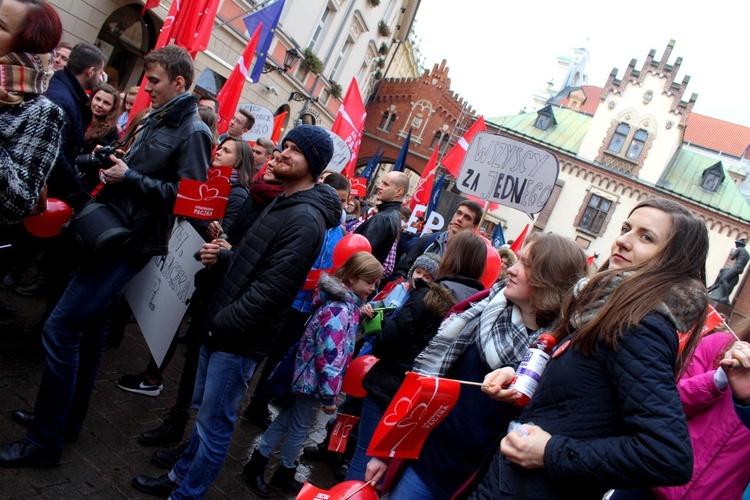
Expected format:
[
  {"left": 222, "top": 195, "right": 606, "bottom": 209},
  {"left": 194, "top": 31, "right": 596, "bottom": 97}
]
[{"left": 476, "top": 200, "right": 490, "bottom": 234}]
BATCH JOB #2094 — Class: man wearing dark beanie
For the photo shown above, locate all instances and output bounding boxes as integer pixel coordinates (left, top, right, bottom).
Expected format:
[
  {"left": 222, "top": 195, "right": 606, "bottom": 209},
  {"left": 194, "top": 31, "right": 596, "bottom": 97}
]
[{"left": 131, "top": 124, "right": 342, "bottom": 499}]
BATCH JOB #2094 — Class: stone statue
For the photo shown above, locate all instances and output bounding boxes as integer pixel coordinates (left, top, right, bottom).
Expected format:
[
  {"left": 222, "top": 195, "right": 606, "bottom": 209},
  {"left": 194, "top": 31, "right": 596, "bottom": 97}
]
[{"left": 708, "top": 238, "right": 749, "bottom": 304}]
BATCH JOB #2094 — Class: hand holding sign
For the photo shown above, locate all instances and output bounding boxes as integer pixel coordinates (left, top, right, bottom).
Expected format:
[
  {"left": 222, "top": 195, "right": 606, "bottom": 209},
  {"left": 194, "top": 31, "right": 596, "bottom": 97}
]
[{"left": 457, "top": 132, "right": 559, "bottom": 218}]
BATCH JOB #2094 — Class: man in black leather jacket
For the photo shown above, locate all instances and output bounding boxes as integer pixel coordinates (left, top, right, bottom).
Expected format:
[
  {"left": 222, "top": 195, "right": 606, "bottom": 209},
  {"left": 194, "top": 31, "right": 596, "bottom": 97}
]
[
  {"left": 355, "top": 170, "right": 409, "bottom": 263},
  {"left": 0, "top": 45, "right": 212, "bottom": 468}
]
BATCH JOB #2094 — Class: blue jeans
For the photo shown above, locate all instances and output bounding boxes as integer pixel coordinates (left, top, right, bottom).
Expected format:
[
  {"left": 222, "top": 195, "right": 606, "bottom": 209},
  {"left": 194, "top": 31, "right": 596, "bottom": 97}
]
[
  {"left": 168, "top": 347, "right": 259, "bottom": 500},
  {"left": 27, "top": 250, "right": 149, "bottom": 448},
  {"left": 257, "top": 393, "right": 319, "bottom": 468},
  {"left": 389, "top": 465, "right": 436, "bottom": 500},
  {"left": 346, "top": 395, "right": 386, "bottom": 481}
]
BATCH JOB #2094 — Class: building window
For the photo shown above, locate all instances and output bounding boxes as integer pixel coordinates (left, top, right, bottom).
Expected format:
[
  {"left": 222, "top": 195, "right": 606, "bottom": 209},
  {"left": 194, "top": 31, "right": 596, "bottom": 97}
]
[
  {"left": 625, "top": 129, "right": 648, "bottom": 160},
  {"left": 378, "top": 110, "right": 396, "bottom": 132},
  {"left": 309, "top": 5, "right": 333, "bottom": 52},
  {"left": 439, "top": 133, "right": 451, "bottom": 153},
  {"left": 578, "top": 194, "right": 613, "bottom": 234},
  {"left": 607, "top": 123, "right": 649, "bottom": 162},
  {"left": 330, "top": 36, "right": 354, "bottom": 81},
  {"left": 534, "top": 105, "right": 556, "bottom": 131},
  {"left": 430, "top": 131, "right": 442, "bottom": 149},
  {"left": 607, "top": 123, "right": 630, "bottom": 154},
  {"left": 535, "top": 114, "right": 551, "bottom": 130},
  {"left": 701, "top": 162, "right": 725, "bottom": 192}
]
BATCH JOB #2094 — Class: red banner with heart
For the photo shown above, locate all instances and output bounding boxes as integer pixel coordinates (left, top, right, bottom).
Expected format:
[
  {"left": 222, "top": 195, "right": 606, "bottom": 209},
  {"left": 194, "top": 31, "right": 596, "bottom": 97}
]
[
  {"left": 328, "top": 414, "right": 360, "bottom": 453},
  {"left": 350, "top": 177, "right": 367, "bottom": 197},
  {"left": 366, "top": 372, "right": 460, "bottom": 459},
  {"left": 173, "top": 165, "right": 233, "bottom": 220}
]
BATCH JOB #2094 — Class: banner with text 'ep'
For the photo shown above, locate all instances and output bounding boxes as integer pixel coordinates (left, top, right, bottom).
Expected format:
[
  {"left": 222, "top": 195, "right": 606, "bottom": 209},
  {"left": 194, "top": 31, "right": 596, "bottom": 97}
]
[
  {"left": 367, "top": 372, "right": 459, "bottom": 459},
  {"left": 457, "top": 132, "right": 559, "bottom": 218}
]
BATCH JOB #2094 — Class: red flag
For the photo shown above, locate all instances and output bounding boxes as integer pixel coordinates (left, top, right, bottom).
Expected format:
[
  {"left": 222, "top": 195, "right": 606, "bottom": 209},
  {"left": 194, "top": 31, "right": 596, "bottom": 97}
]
[
  {"left": 331, "top": 78, "right": 366, "bottom": 178},
  {"left": 587, "top": 254, "right": 596, "bottom": 267},
  {"left": 141, "top": 0, "right": 160, "bottom": 15},
  {"left": 328, "top": 414, "right": 360, "bottom": 453},
  {"left": 172, "top": 0, "right": 220, "bottom": 57},
  {"left": 216, "top": 23, "right": 262, "bottom": 135},
  {"left": 508, "top": 224, "right": 529, "bottom": 255},
  {"left": 270, "top": 110, "right": 288, "bottom": 145},
  {"left": 409, "top": 147, "right": 439, "bottom": 210},
  {"left": 441, "top": 116, "right": 486, "bottom": 178},
  {"left": 367, "top": 372, "right": 460, "bottom": 459}
]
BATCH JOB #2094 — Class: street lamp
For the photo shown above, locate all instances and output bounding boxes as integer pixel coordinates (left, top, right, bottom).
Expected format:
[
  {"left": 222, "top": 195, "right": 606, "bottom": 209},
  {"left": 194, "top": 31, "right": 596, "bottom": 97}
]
[{"left": 262, "top": 47, "right": 301, "bottom": 74}]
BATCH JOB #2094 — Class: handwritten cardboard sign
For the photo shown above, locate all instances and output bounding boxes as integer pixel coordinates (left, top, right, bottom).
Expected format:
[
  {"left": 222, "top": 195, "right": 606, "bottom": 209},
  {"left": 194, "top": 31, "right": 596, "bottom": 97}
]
[
  {"left": 457, "top": 132, "right": 559, "bottom": 218},
  {"left": 240, "top": 103, "right": 274, "bottom": 142},
  {"left": 325, "top": 130, "right": 353, "bottom": 174},
  {"left": 367, "top": 372, "right": 460, "bottom": 459},
  {"left": 124, "top": 221, "right": 204, "bottom": 367}
]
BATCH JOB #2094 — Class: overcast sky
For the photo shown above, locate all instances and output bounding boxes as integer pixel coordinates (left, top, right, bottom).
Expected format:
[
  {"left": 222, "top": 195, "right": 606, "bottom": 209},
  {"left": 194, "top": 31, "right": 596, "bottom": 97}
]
[{"left": 413, "top": 0, "right": 750, "bottom": 127}]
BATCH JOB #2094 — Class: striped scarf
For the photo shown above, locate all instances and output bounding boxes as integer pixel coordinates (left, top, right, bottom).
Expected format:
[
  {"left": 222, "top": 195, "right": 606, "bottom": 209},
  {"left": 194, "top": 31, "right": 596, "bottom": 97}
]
[
  {"left": 413, "top": 281, "right": 540, "bottom": 377},
  {"left": 0, "top": 52, "right": 53, "bottom": 107}
]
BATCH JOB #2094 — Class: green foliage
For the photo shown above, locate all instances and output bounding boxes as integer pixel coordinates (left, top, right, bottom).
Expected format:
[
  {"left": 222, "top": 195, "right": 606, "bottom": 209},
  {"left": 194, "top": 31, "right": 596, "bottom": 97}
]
[
  {"left": 330, "top": 80, "right": 343, "bottom": 99},
  {"left": 378, "top": 42, "right": 389, "bottom": 55},
  {"left": 302, "top": 48, "right": 323, "bottom": 75},
  {"left": 378, "top": 20, "right": 391, "bottom": 37}
]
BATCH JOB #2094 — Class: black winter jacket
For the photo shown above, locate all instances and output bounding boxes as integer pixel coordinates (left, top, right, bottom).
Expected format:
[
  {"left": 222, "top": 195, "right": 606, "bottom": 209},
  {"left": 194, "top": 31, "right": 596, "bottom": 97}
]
[
  {"left": 203, "top": 183, "right": 342, "bottom": 358},
  {"left": 44, "top": 68, "right": 92, "bottom": 199},
  {"left": 470, "top": 313, "right": 693, "bottom": 499},
  {"left": 97, "top": 93, "right": 212, "bottom": 256},
  {"left": 354, "top": 200, "right": 402, "bottom": 262},
  {"left": 363, "top": 275, "right": 484, "bottom": 408}
]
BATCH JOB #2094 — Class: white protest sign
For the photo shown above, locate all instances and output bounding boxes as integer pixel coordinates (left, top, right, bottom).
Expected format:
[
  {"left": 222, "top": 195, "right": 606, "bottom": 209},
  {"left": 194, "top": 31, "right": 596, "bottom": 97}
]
[
  {"left": 240, "top": 103, "right": 273, "bottom": 142},
  {"left": 124, "top": 221, "right": 205, "bottom": 367},
  {"left": 325, "top": 130, "right": 352, "bottom": 173},
  {"left": 405, "top": 203, "right": 445, "bottom": 234},
  {"left": 457, "top": 132, "right": 559, "bottom": 218}
]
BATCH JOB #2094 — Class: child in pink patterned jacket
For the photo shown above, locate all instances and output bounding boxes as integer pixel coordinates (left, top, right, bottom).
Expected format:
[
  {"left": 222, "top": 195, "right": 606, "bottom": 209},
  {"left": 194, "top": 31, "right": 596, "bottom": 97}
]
[{"left": 243, "top": 252, "right": 383, "bottom": 496}]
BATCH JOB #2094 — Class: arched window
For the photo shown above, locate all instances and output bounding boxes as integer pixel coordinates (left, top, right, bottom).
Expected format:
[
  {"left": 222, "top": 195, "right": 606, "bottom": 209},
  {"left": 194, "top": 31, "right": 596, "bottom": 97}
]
[{"left": 94, "top": 4, "right": 155, "bottom": 89}]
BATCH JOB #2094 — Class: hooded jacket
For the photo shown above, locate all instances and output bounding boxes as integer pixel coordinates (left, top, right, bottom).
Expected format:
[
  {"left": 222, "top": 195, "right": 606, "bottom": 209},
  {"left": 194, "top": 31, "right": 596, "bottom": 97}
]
[
  {"left": 203, "top": 183, "right": 342, "bottom": 358},
  {"left": 362, "top": 275, "right": 484, "bottom": 407},
  {"left": 292, "top": 272, "right": 361, "bottom": 405},
  {"left": 97, "top": 93, "right": 212, "bottom": 255}
]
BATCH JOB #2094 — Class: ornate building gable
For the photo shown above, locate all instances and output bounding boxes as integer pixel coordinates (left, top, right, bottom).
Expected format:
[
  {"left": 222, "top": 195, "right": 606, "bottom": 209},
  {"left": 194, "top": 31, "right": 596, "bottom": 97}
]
[{"left": 361, "top": 59, "right": 475, "bottom": 176}]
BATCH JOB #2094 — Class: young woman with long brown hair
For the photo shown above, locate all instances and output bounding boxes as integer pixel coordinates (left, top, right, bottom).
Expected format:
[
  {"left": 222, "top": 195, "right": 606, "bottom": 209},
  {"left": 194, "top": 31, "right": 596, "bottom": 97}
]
[
  {"left": 366, "top": 232, "right": 589, "bottom": 498},
  {"left": 472, "top": 197, "right": 709, "bottom": 499}
]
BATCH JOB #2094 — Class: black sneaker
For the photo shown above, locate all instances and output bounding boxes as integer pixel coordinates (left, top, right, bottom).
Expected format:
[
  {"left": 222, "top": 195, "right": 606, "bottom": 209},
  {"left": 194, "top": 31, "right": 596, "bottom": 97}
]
[{"left": 116, "top": 373, "right": 163, "bottom": 397}]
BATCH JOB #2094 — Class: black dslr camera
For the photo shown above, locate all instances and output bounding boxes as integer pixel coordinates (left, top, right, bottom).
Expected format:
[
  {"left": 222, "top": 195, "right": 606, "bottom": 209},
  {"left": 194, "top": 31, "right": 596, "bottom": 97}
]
[{"left": 76, "top": 145, "right": 121, "bottom": 172}]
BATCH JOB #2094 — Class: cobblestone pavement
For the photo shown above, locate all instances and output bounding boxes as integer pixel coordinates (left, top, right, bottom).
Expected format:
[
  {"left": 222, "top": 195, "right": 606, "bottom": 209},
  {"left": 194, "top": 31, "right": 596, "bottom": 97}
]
[{"left": 0, "top": 285, "right": 340, "bottom": 499}]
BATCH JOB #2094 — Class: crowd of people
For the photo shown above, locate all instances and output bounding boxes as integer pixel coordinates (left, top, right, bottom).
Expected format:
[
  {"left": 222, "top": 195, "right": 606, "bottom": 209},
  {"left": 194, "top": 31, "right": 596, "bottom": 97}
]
[{"left": 2, "top": 2, "right": 750, "bottom": 500}]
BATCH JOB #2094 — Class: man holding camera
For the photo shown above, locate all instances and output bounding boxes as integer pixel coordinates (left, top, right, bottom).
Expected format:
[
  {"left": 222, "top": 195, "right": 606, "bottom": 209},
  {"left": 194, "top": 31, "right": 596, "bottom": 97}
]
[{"left": 0, "top": 45, "right": 212, "bottom": 468}]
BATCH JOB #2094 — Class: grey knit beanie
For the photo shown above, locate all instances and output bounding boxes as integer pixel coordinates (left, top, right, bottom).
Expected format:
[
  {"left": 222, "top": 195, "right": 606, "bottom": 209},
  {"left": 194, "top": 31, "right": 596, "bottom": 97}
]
[
  {"left": 282, "top": 125, "right": 334, "bottom": 180},
  {"left": 408, "top": 252, "right": 441, "bottom": 282}
]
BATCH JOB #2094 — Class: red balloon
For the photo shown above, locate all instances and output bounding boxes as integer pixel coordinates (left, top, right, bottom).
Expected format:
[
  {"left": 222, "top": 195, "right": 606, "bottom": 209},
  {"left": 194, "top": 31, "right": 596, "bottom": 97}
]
[
  {"left": 23, "top": 198, "right": 73, "bottom": 238},
  {"left": 329, "top": 480, "right": 379, "bottom": 500},
  {"left": 332, "top": 234, "right": 372, "bottom": 267},
  {"left": 296, "top": 480, "right": 379, "bottom": 500},
  {"left": 479, "top": 239, "right": 502, "bottom": 289},
  {"left": 341, "top": 355, "right": 378, "bottom": 398}
]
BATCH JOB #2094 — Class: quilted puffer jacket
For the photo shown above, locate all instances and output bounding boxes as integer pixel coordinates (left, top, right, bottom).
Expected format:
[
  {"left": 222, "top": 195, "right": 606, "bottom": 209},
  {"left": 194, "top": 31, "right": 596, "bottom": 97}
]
[
  {"left": 292, "top": 273, "right": 361, "bottom": 406},
  {"left": 470, "top": 313, "right": 693, "bottom": 499},
  {"left": 203, "top": 183, "right": 342, "bottom": 358}
]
